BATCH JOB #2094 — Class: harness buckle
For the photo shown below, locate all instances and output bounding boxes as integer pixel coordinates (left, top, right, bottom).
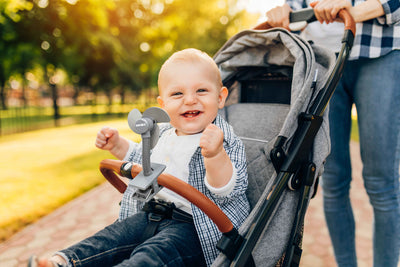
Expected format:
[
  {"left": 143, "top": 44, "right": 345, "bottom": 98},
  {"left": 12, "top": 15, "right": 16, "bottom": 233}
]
[
  {"left": 148, "top": 212, "right": 164, "bottom": 222},
  {"left": 142, "top": 199, "right": 175, "bottom": 219}
]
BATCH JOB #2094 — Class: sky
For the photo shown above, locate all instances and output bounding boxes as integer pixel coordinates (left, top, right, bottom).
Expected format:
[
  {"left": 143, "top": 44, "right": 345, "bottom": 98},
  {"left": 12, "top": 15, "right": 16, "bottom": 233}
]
[{"left": 237, "top": 0, "right": 284, "bottom": 21}]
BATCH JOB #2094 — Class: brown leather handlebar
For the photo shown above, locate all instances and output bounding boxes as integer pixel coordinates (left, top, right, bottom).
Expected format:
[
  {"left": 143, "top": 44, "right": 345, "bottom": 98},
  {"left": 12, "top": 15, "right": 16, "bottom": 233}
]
[
  {"left": 99, "top": 159, "right": 142, "bottom": 193},
  {"left": 99, "top": 159, "right": 234, "bottom": 233},
  {"left": 338, "top": 9, "right": 356, "bottom": 36},
  {"left": 157, "top": 173, "right": 234, "bottom": 233},
  {"left": 100, "top": 159, "right": 126, "bottom": 193},
  {"left": 253, "top": 21, "right": 272, "bottom": 30}
]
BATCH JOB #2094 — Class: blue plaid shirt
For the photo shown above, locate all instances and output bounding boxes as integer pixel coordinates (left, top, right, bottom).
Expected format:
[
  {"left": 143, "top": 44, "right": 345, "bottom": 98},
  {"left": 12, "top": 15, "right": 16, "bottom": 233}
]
[
  {"left": 120, "top": 114, "right": 250, "bottom": 266},
  {"left": 287, "top": 0, "right": 400, "bottom": 59}
]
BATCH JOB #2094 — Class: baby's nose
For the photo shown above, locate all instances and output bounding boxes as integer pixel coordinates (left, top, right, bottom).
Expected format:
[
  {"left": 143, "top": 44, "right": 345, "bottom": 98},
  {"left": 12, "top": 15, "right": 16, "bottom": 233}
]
[{"left": 184, "top": 94, "right": 197, "bottom": 104}]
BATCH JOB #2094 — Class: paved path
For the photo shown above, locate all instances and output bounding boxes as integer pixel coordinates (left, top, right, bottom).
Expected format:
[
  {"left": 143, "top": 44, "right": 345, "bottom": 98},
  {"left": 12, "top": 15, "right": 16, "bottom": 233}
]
[{"left": 0, "top": 142, "right": 396, "bottom": 266}]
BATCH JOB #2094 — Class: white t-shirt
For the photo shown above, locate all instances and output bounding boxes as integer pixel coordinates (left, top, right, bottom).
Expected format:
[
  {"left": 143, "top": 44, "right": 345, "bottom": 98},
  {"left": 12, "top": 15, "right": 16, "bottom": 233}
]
[
  {"left": 296, "top": 0, "right": 349, "bottom": 53},
  {"left": 301, "top": 22, "right": 344, "bottom": 53},
  {"left": 149, "top": 128, "right": 237, "bottom": 214}
]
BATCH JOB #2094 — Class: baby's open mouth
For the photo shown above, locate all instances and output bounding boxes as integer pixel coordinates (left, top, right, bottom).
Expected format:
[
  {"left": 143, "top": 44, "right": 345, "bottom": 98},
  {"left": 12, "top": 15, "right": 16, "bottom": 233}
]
[{"left": 182, "top": 111, "right": 201, "bottom": 118}]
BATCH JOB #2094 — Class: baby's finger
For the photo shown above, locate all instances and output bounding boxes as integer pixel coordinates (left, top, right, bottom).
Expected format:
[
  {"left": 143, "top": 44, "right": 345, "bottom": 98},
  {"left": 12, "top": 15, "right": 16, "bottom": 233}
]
[
  {"left": 96, "top": 131, "right": 107, "bottom": 142},
  {"left": 95, "top": 141, "right": 104, "bottom": 149},
  {"left": 100, "top": 126, "right": 115, "bottom": 138},
  {"left": 95, "top": 138, "right": 107, "bottom": 146},
  {"left": 204, "top": 124, "right": 220, "bottom": 134}
]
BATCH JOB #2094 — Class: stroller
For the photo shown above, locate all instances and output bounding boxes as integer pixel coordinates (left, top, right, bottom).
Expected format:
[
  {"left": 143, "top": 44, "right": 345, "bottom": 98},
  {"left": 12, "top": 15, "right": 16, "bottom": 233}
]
[{"left": 99, "top": 8, "right": 356, "bottom": 267}]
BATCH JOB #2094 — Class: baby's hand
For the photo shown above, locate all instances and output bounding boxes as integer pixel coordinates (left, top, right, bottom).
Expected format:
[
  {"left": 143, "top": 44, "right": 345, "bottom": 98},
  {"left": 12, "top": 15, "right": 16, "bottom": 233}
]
[
  {"left": 95, "top": 126, "right": 119, "bottom": 151},
  {"left": 200, "top": 124, "right": 224, "bottom": 158}
]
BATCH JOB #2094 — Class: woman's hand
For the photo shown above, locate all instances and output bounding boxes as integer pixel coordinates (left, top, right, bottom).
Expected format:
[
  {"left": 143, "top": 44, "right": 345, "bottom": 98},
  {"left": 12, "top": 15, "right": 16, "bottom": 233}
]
[
  {"left": 266, "top": 3, "right": 292, "bottom": 29},
  {"left": 311, "top": 0, "right": 352, "bottom": 24}
]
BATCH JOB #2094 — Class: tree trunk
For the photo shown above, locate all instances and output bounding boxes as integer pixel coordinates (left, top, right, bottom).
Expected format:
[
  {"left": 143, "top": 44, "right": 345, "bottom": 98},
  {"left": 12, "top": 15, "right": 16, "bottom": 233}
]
[
  {"left": 120, "top": 87, "right": 126, "bottom": 105},
  {"left": 50, "top": 83, "right": 60, "bottom": 126},
  {"left": 72, "top": 84, "right": 80, "bottom": 105},
  {"left": 21, "top": 81, "right": 27, "bottom": 107},
  {"left": 0, "top": 82, "right": 7, "bottom": 110},
  {"left": 106, "top": 88, "right": 112, "bottom": 115}
]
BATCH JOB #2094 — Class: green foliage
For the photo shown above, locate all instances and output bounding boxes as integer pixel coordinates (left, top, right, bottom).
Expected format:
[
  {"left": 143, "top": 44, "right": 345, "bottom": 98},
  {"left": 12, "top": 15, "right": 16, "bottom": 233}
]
[
  {"left": 0, "top": 0, "right": 253, "bottom": 110},
  {"left": 1, "top": 0, "right": 33, "bottom": 22}
]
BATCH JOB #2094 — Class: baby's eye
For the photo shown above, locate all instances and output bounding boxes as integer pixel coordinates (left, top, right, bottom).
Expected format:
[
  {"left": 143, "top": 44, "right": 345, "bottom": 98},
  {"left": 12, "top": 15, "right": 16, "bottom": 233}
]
[
  {"left": 171, "top": 91, "right": 183, "bottom": 96},
  {"left": 197, "top": 88, "right": 207, "bottom": 93}
]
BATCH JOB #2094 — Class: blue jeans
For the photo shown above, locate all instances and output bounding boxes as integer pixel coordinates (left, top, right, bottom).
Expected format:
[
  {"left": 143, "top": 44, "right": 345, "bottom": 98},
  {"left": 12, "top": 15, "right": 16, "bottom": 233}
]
[
  {"left": 59, "top": 211, "right": 206, "bottom": 267},
  {"left": 322, "top": 50, "right": 400, "bottom": 267}
]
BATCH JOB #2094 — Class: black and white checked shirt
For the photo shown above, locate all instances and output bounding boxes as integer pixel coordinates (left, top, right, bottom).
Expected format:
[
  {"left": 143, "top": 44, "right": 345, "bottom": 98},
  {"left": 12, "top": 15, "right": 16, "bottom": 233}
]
[
  {"left": 287, "top": 0, "right": 400, "bottom": 59},
  {"left": 120, "top": 114, "right": 250, "bottom": 266}
]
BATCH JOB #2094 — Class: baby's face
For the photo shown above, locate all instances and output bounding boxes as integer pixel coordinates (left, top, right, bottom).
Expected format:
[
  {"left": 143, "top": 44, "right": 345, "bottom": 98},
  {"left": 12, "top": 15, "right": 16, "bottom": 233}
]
[{"left": 157, "top": 61, "right": 227, "bottom": 136}]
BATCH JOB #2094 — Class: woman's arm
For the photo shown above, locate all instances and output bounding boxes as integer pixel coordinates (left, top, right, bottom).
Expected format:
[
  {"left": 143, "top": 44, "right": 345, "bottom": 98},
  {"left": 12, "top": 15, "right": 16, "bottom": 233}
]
[{"left": 349, "top": 0, "right": 385, "bottom": 22}]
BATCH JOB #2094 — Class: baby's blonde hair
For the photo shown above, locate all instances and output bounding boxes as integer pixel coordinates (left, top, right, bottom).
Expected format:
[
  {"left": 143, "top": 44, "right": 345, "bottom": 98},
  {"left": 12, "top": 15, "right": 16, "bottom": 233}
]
[{"left": 158, "top": 48, "right": 222, "bottom": 89}]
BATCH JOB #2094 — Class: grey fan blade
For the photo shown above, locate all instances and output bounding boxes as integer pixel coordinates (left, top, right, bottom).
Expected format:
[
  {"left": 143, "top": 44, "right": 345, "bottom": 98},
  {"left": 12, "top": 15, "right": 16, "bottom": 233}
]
[
  {"left": 143, "top": 107, "right": 168, "bottom": 149},
  {"left": 143, "top": 107, "right": 170, "bottom": 123},
  {"left": 127, "top": 109, "right": 143, "bottom": 133},
  {"left": 150, "top": 124, "right": 160, "bottom": 149}
]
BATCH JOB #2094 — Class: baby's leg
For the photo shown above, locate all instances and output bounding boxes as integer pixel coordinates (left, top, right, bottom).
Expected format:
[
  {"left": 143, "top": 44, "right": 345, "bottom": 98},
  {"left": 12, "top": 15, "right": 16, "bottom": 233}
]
[
  {"left": 124, "top": 219, "right": 206, "bottom": 267},
  {"left": 29, "top": 212, "right": 148, "bottom": 267}
]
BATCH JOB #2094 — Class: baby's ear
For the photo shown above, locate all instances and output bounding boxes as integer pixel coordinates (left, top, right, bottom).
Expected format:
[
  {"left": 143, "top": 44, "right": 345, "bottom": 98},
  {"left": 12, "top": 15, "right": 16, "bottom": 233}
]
[
  {"left": 157, "top": 96, "right": 164, "bottom": 107},
  {"left": 218, "top": 87, "right": 228, "bottom": 108}
]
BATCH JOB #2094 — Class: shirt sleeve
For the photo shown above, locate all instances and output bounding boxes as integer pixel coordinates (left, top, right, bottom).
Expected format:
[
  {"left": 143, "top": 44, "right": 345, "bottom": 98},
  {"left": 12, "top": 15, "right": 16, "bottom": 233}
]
[
  {"left": 204, "top": 165, "right": 237, "bottom": 196},
  {"left": 123, "top": 140, "right": 142, "bottom": 163},
  {"left": 378, "top": 0, "right": 400, "bottom": 25},
  {"left": 218, "top": 136, "right": 248, "bottom": 201}
]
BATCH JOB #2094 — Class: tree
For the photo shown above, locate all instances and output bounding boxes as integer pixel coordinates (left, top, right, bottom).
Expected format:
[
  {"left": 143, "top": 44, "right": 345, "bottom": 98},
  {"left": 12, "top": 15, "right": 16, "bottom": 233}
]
[
  {"left": 1, "top": 0, "right": 253, "bottom": 114},
  {"left": 12, "top": 0, "right": 118, "bottom": 120},
  {"left": 0, "top": 0, "right": 36, "bottom": 109},
  {"left": 104, "top": 0, "right": 250, "bottom": 96}
]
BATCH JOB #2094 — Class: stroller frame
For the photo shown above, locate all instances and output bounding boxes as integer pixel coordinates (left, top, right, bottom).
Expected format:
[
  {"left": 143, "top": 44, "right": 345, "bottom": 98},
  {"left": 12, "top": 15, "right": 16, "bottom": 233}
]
[
  {"left": 99, "top": 9, "right": 356, "bottom": 267},
  {"left": 226, "top": 9, "right": 355, "bottom": 267}
]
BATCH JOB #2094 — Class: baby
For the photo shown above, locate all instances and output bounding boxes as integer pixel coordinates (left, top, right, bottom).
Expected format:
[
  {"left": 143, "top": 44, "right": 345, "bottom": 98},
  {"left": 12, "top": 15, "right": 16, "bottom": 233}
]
[{"left": 29, "top": 48, "right": 250, "bottom": 267}]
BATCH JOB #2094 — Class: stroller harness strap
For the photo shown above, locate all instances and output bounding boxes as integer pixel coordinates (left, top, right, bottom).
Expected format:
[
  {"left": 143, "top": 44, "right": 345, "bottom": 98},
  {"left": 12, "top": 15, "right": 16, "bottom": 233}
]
[{"left": 140, "top": 199, "right": 193, "bottom": 242}]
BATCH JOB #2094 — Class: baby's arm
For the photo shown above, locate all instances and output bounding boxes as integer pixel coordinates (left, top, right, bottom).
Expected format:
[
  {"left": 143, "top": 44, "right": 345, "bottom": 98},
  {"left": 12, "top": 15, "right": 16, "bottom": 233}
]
[
  {"left": 95, "top": 126, "right": 130, "bottom": 160},
  {"left": 200, "top": 124, "right": 233, "bottom": 188}
]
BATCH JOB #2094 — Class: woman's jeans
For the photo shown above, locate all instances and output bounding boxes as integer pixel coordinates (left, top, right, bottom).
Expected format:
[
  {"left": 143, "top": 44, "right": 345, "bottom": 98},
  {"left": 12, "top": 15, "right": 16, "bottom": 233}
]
[
  {"left": 58, "top": 211, "right": 206, "bottom": 267},
  {"left": 322, "top": 50, "right": 400, "bottom": 267}
]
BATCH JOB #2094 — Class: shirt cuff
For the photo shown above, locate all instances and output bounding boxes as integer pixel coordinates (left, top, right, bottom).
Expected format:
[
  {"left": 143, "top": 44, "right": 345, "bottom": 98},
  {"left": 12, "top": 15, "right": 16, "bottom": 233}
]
[
  {"left": 204, "top": 165, "right": 237, "bottom": 197},
  {"left": 379, "top": 0, "right": 400, "bottom": 25},
  {"left": 53, "top": 252, "right": 72, "bottom": 267}
]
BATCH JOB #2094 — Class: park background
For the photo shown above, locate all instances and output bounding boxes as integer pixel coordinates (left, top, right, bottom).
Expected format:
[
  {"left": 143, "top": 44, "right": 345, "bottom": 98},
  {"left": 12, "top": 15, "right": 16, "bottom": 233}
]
[
  {"left": 1, "top": 0, "right": 296, "bottom": 245},
  {"left": 0, "top": 1, "right": 375, "bottom": 266},
  {"left": 0, "top": 2, "right": 367, "bottom": 267}
]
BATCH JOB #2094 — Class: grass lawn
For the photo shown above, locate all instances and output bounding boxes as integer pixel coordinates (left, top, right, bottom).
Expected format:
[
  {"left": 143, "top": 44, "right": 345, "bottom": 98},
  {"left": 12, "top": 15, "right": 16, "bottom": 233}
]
[{"left": 0, "top": 119, "right": 140, "bottom": 242}]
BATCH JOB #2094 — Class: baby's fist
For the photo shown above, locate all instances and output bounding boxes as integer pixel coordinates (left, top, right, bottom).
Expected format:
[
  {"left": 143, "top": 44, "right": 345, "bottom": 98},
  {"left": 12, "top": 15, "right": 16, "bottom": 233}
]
[
  {"left": 95, "top": 126, "right": 119, "bottom": 151},
  {"left": 200, "top": 124, "right": 224, "bottom": 158}
]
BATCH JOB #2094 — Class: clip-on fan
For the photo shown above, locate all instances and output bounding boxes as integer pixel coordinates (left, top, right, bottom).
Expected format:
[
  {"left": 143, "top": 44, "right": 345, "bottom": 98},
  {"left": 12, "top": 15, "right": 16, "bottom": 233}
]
[{"left": 125, "top": 107, "right": 170, "bottom": 201}]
